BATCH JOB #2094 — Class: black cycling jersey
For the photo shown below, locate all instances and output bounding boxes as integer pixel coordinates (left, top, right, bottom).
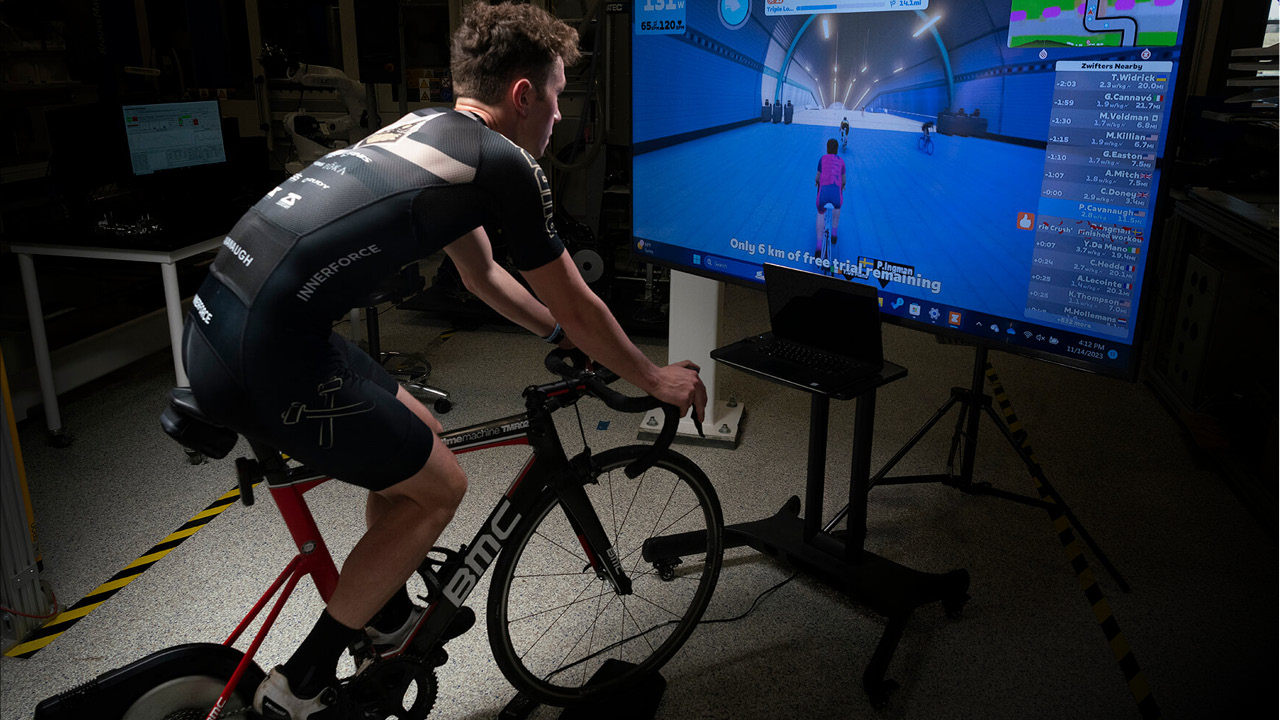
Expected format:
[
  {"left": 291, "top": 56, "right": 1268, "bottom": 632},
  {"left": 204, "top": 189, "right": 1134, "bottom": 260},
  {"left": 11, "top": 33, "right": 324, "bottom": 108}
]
[{"left": 183, "top": 109, "right": 565, "bottom": 489}]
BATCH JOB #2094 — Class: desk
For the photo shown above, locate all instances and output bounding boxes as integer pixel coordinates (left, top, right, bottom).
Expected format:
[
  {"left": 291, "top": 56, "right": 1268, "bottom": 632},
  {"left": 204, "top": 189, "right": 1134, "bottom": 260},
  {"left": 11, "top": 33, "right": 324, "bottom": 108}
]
[
  {"left": 9, "top": 237, "right": 223, "bottom": 442},
  {"left": 646, "top": 355, "right": 970, "bottom": 707}
]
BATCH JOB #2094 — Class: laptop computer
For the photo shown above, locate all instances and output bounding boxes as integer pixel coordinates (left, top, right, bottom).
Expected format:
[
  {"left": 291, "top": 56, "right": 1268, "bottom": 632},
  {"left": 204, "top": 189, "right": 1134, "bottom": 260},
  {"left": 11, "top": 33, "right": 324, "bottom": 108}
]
[{"left": 712, "top": 263, "right": 885, "bottom": 395}]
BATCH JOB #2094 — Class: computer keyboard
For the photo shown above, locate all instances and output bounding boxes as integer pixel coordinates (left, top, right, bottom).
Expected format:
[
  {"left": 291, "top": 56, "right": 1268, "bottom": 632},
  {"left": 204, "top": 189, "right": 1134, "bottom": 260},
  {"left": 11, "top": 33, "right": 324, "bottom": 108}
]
[{"left": 759, "top": 340, "right": 863, "bottom": 376}]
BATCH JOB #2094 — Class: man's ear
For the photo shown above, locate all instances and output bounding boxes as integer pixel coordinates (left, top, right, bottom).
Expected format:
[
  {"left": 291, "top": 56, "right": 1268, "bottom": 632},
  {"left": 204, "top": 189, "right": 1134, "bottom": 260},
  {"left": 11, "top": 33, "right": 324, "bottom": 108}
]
[{"left": 510, "top": 77, "right": 534, "bottom": 117}]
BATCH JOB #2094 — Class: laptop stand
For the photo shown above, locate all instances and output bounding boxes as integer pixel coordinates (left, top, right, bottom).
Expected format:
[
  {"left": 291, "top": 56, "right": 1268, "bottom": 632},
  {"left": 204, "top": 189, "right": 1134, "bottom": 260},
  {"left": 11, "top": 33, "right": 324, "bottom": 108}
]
[{"left": 644, "top": 355, "right": 970, "bottom": 708}]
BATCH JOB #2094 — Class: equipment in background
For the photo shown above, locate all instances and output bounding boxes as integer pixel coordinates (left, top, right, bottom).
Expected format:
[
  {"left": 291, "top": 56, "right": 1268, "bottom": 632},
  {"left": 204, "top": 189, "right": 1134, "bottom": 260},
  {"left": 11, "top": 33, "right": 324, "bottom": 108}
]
[
  {"left": 259, "top": 44, "right": 371, "bottom": 173},
  {"left": 559, "top": 212, "right": 615, "bottom": 299},
  {"left": 354, "top": 265, "right": 453, "bottom": 414}
]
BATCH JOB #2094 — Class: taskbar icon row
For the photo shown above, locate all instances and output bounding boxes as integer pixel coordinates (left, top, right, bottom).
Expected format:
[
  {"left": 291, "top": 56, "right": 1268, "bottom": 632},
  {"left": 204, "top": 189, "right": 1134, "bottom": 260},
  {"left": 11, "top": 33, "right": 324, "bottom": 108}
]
[
  {"left": 877, "top": 293, "right": 1130, "bottom": 367},
  {"left": 631, "top": 239, "right": 1130, "bottom": 369}
]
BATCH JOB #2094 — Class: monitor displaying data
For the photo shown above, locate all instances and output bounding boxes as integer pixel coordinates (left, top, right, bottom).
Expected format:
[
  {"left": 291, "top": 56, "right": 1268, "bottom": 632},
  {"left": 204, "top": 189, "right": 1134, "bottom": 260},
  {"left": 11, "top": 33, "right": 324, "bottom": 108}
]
[
  {"left": 122, "top": 100, "right": 227, "bottom": 176},
  {"left": 631, "top": 0, "right": 1193, "bottom": 378}
]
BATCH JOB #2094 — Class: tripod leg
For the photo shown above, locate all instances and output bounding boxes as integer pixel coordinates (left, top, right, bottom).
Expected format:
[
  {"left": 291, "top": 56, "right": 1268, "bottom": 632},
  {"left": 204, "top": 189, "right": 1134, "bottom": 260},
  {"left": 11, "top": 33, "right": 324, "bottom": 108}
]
[
  {"left": 870, "top": 394, "right": 961, "bottom": 486},
  {"left": 944, "top": 396, "right": 969, "bottom": 483},
  {"left": 826, "top": 393, "right": 961, "bottom": 533}
]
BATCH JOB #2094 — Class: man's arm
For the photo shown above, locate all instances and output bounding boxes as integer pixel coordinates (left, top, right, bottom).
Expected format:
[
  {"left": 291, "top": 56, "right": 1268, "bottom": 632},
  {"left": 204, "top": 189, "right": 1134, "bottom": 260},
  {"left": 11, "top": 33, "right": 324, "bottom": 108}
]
[
  {"left": 444, "top": 227, "right": 705, "bottom": 421},
  {"left": 443, "top": 228, "right": 561, "bottom": 341},
  {"left": 521, "top": 253, "right": 707, "bottom": 422}
]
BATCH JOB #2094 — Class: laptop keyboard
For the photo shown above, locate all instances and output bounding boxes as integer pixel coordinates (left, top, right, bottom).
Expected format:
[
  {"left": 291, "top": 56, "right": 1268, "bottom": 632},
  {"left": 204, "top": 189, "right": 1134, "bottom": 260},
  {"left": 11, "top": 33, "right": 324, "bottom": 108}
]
[{"left": 759, "top": 339, "right": 864, "bottom": 376}]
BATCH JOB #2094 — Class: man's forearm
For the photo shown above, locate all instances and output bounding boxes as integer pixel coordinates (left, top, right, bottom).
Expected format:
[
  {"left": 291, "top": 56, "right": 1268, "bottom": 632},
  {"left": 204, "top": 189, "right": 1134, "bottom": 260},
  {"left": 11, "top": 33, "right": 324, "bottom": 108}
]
[
  {"left": 554, "top": 291, "right": 660, "bottom": 392},
  {"left": 459, "top": 259, "right": 558, "bottom": 338}
]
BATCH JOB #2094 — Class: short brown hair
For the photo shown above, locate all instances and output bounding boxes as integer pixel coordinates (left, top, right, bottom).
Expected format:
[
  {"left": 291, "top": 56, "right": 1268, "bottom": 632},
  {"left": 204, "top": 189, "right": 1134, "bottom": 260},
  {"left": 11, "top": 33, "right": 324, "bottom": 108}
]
[{"left": 451, "top": 2, "right": 581, "bottom": 104}]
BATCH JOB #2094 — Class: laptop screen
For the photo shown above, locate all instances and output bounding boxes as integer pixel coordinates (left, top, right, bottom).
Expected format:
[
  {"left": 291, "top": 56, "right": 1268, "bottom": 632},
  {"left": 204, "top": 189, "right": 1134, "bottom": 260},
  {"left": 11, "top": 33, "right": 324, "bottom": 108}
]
[{"left": 764, "top": 264, "right": 883, "bottom": 365}]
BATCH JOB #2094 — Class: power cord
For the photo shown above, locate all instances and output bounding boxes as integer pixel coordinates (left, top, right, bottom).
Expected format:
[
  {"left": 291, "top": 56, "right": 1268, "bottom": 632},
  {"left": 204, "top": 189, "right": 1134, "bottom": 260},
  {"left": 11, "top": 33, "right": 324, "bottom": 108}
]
[
  {"left": 697, "top": 571, "right": 799, "bottom": 626},
  {"left": 546, "top": 569, "right": 800, "bottom": 680},
  {"left": 0, "top": 587, "right": 61, "bottom": 620}
]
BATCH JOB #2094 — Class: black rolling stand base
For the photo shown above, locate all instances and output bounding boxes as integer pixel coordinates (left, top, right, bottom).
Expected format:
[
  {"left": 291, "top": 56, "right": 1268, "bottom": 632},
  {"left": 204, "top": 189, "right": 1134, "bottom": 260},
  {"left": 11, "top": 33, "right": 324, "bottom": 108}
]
[
  {"left": 725, "top": 497, "right": 970, "bottom": 707},
  {"left": 646, "top": 496, "right": 971, "bottom": 708},
  {"left": 499, "top": 661, "right": 666, "bottom": 720}
]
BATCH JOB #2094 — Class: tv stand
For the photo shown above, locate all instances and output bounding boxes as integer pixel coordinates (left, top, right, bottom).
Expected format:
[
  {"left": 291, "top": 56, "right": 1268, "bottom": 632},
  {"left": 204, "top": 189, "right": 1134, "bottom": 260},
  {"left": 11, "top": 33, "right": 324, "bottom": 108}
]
[
  {"left": 644, "top": 360, "right": 970, "bottom": 708},
  {"left": 857, "top": 345, "right": 1130, "bottom": 592}
]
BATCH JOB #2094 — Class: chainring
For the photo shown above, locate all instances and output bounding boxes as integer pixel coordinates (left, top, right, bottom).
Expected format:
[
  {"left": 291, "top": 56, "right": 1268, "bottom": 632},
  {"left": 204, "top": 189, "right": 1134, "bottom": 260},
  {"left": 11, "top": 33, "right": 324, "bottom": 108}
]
[{"left": 347, "top": 655, "right": 438, "bottom": 720}]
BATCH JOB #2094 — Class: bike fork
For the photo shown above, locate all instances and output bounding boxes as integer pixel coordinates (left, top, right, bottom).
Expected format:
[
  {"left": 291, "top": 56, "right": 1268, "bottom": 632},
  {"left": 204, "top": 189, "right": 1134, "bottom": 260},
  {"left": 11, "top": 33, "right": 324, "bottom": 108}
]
[{"left": 554, "top": 480, "right": 633, "bottom": 595}]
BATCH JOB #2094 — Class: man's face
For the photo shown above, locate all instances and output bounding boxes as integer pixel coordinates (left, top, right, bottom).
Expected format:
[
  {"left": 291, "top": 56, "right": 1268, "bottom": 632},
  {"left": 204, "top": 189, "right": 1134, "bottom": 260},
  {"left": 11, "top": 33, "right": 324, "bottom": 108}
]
[{"left": 521, "top": 58, "right": 566, "bottom": 157}]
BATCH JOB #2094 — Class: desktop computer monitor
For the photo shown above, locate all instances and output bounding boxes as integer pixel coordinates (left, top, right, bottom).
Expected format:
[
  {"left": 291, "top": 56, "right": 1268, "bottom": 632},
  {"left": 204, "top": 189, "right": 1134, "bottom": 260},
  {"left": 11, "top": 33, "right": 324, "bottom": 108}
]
[
  {"left": 631, "top": 0, "right": 1195, "bottom": 379},
  {"left": 122, "top": 100, "right": 227, "bottom": 176}
]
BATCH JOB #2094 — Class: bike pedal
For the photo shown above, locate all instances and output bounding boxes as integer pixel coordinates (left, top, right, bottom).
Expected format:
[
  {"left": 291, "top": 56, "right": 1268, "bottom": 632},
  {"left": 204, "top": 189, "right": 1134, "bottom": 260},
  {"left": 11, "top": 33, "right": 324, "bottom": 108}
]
[{"left": 427, "top": 647, "right": 449, "bottom": 667}]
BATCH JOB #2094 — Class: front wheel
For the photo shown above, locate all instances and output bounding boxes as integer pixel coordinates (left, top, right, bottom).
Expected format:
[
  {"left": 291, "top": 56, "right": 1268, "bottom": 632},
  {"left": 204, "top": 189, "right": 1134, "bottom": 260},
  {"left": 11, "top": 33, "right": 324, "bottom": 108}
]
[{"left": 487, "top": 445, "right": 724, "bottom": 707}]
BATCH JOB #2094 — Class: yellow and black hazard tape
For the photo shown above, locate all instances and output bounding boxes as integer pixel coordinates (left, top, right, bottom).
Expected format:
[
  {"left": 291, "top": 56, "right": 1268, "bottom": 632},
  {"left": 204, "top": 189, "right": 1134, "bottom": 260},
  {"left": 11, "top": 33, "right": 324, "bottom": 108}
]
[
  {"left": 984, "top": 362, "right": 1159, "bottom": 720},
  {"left": 4, "top": 483, "right": 254, "bottom": 659}
]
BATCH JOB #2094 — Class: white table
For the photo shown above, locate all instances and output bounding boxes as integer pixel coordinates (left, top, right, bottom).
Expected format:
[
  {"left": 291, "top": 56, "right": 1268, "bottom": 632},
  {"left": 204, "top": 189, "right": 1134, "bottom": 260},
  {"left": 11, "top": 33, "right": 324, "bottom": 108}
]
[{"left": 9, "top": 237, "right": 222, "bottom": 442}]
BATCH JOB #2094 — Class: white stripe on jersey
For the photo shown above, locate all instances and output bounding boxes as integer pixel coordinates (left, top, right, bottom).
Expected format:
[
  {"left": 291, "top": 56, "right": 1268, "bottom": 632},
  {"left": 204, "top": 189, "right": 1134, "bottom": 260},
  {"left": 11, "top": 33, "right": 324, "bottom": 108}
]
[
  {"left": 361, "top": 112, "right": 477, "bottom": 184},
  {"left": 384, "top": 139, "right": 477, "bottom": 184}
]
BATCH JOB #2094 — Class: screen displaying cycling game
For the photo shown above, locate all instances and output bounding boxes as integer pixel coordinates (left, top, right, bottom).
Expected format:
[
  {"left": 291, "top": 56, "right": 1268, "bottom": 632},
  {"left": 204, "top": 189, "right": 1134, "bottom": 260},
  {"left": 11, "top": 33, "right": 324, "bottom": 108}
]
[{"left": 631, "top": 0, "right": 1191, "bottom": 376}]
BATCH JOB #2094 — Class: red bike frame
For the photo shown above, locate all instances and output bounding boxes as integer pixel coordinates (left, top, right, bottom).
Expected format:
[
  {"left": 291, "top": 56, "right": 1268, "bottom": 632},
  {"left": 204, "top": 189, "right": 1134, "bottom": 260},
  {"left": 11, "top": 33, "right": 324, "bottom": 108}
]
[{"left": 203, "top": 411, "right": 541, "bottom": 720}]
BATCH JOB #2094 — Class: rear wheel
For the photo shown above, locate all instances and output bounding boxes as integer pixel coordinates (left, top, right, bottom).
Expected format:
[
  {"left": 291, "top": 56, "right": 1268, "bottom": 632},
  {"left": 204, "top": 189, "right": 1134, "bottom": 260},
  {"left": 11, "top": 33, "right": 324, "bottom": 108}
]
[
  {"left": 119, "top": 645, "right": 263, "bottom": 720},
  {"left": 487, "top": 446, "right": 723, "bottom": 707},
  {"left": 822, "top": 204, "right": 835, "bottom": 272}
]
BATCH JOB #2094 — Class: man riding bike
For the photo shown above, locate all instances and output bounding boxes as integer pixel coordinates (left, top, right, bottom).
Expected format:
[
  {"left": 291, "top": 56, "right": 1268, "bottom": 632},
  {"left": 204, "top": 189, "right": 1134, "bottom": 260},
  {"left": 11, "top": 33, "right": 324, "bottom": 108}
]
[
  {"left": 815, "top": 138, "right": 847, "bottom": 257},
  {"left": 181, "top": 3, "right": 707, "bottom": 718}
]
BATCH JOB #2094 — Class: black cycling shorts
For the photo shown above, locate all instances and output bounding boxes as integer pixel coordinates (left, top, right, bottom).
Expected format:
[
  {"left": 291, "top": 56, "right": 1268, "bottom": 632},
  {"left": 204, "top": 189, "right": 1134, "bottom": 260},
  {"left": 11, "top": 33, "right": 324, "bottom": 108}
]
[{"left": 184, "top": 325, "right": 433, "bottom": 491}]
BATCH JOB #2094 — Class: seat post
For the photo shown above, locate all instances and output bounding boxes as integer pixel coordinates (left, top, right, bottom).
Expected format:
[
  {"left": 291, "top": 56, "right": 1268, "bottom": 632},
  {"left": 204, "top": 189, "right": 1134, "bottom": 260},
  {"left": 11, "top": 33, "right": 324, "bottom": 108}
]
[{"left": 246, "top": 438, "right": 340, "bottom": 600}]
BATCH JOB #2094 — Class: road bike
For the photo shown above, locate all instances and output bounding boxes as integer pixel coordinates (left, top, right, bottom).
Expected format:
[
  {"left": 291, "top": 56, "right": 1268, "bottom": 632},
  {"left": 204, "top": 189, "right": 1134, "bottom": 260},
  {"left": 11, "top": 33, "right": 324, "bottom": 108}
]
[
  {"left": 36, "top": 350, "right": 725, "bottom": 719},
  {"left": 917, "top": 130, "right": 934, "bottom": 155},
  {"left": 819, "top": 202, "right": 837, "bottom": 275}
]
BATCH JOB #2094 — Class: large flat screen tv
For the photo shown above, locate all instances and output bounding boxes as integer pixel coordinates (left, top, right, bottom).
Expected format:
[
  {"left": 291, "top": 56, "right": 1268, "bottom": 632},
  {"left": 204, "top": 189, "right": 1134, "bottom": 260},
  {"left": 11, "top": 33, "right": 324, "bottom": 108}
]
[{"left": 631, "top": 0, "right": 1194, "bottom": 378}]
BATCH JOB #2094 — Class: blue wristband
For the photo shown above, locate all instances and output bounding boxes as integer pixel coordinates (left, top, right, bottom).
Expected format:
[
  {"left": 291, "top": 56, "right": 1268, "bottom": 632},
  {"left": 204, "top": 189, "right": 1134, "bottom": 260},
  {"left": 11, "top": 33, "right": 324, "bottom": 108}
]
[{"left": 543, "top": 322, "right": 565, "bottom": 345}]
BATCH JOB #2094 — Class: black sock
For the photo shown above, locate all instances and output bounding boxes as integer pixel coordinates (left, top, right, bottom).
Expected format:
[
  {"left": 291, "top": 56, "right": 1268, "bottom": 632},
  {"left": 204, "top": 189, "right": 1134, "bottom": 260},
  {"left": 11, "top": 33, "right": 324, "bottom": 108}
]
[
  {"left": 370, "top": 585, "right": 413, "bottom": 633},
  {"left": 281, "top": 610, "right": 362, "bottom": 699}
]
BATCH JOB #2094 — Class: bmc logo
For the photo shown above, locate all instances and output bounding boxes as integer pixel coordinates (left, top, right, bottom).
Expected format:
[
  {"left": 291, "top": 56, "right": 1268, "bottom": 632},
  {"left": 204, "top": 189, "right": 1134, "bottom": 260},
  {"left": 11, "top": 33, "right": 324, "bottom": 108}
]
[
  {"left": 442, "top": 500, "right": 521, "bottom": 607},
  {"left": 275, "top": 192, "right": 302, "bottom": 209}
]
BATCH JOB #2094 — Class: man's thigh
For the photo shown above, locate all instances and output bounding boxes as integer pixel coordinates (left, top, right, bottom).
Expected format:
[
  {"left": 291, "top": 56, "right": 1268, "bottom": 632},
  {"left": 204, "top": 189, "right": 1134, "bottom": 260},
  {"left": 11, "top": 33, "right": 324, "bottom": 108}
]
[{"left": 261, "top": 334, "right": 433, "bottom": 490}]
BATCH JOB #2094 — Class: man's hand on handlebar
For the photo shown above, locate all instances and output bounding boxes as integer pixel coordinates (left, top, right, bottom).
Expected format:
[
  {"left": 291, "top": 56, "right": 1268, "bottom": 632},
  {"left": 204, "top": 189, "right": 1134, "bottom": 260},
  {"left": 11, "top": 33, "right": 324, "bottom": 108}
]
[{"left": 652, "top": 361, "right": 707, "bottom": 425}]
